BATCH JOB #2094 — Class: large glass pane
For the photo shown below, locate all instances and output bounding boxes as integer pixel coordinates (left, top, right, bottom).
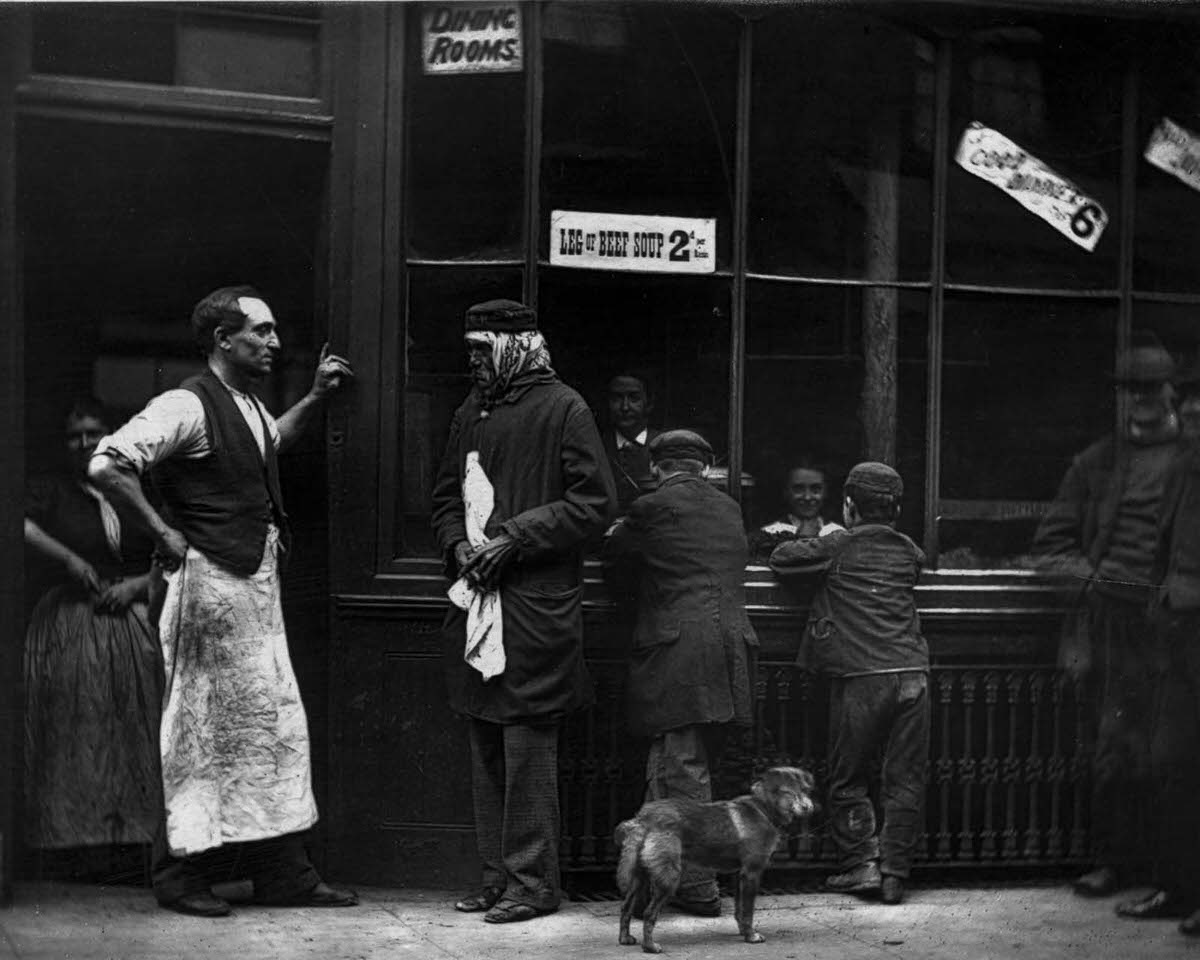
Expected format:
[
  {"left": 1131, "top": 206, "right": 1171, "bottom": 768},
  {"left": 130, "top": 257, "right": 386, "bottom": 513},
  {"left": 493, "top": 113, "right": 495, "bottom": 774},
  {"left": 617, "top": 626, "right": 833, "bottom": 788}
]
[
  {"left": 749, "top": 10, "right": 933, "bottom": 281},
  {"left": 1134, "top": 301, "right": 1200, "bottom": 372},
  {"left": 33, "top": 6, "right": 176, "bottom": 83},
  {"left": 406, "top": 6, "right": 525, "bottom": 260},
  {"left": 540, "top": 3, "right": 738, "bottom": 269},
  {"left": 946, "top": 17, "right": 1124, "bottom": 289},
  {"left": 1134, "top": 24, "right": 1200, "bottom": 294},
  {"left": 402, "top": 268, "right": 525, "bottom": 555},
  {"left": 938, "top": 294, "right": 1116, "bottom": 568},
  {"left": 743, "top": 282, "right": 927, "bottom": 554},
  {"left": 538, "top": 271, "right": 731, "bottom": 505}
]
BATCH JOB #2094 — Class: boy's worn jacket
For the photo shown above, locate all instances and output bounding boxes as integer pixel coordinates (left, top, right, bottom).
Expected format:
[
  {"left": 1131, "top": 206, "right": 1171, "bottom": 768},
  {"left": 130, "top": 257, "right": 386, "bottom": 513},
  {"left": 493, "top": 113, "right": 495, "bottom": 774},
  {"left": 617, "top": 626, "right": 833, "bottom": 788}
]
[{"left": 770, "top": 524, "right": 927, "bottom": 677}]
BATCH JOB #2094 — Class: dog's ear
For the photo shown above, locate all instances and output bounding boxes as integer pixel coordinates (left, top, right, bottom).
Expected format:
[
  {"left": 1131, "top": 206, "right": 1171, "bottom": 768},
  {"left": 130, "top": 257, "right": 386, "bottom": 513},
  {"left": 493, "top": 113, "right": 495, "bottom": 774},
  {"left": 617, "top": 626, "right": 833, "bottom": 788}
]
[{"left": 751, "top": 778, "right": 767, "bottom": 804}]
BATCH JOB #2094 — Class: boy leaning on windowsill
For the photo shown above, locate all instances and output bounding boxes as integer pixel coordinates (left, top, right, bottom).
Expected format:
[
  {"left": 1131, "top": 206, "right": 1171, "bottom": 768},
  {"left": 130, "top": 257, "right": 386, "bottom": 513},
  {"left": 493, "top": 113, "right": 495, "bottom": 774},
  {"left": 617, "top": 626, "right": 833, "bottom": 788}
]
[{"left": 768, "top": 462, "right": 928, "bottom": 907}]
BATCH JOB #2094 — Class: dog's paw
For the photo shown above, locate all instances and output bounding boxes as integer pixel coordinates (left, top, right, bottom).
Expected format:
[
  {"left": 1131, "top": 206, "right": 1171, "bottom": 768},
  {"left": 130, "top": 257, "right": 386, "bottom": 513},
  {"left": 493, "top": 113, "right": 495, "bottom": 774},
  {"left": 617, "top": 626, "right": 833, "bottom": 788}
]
[
  {"left": 744, "top": 931, "right": 765, "bottom": 944},
  {"left": 642, "top": 942, "right": 663, "bottom": 955},
  {"left": 619, "top": 932, "right": 638, "bottom": 946}
]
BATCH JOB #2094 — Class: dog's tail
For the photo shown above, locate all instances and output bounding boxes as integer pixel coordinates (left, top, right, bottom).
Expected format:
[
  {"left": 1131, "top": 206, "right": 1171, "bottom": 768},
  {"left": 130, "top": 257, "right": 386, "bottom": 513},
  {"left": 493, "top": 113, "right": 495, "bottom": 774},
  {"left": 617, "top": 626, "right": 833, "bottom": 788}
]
[{"left": 614, "top": 819, "right": 646, "bottom": 895}]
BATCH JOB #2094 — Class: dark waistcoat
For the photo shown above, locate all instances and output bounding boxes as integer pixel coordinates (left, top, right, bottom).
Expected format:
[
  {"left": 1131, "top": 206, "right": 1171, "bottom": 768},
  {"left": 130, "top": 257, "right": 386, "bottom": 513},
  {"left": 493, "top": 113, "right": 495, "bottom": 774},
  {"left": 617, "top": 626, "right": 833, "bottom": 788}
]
[{"left": 153, "top": 370, "right": 288, "bottom": 576}]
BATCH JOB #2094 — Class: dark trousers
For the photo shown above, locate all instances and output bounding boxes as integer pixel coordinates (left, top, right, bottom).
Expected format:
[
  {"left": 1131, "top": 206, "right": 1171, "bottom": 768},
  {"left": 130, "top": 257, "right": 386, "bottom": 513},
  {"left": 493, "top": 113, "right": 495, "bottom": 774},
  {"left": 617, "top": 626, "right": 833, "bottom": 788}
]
[
  {"left": 645, "top": 724, "right": 724, "bottom": 902},
  {"left": 468, "top": 718, "right": 561, "bottom": 910},
  {"left": 152, "top": 826, "right": 320, "bottom": 905},
  {"left": 827, "top": 671, "right": 929, "bottom": 879},
  {"left": 1148, "top": 609, "right": 1200, "bottom": 905},
  {"left": 1086, "top": 590, "right": 1158, "bottom": 869}
]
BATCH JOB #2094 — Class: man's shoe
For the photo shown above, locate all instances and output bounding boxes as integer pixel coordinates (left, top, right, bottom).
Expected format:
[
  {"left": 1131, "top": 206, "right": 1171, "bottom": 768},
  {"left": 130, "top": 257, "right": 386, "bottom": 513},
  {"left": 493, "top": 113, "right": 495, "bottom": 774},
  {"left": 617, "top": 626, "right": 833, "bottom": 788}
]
[
  {"left": 483, "top": 900, "right": 557, "bottom": 924},
  {"left": 826, "top": 861, "right": 882, "bottom": 894},
  {"left": 161, "top": 892, "right": 232, "bottom": 917},
  {"left": 1072, "top": 867, "right": 1118, "bottom": 898},
  {"left": 1116, "top": 889, "right": 1185, "bottom": 919},
  {"left": 455, "top": 885, "right": 504, "bottom": 912},
  {"left": 265, "top": 882, "right": 358, "bottom": 908},
  {"left": 670, "top": 896, "right": 721, "bottom": 917},
  {"left": 880, "top": 875, "right": 904, "bottom": 905},
  {"left": 1179, "top": 908, "right": 1200, "bottom": 936}
]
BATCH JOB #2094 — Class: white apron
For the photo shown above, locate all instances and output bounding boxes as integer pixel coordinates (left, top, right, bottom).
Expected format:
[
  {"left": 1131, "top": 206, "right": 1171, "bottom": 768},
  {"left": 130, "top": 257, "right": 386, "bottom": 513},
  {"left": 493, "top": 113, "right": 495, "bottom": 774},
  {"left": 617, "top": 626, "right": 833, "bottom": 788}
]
[{"left": 157, "top": 525, "right": 317, "bottom": 855}]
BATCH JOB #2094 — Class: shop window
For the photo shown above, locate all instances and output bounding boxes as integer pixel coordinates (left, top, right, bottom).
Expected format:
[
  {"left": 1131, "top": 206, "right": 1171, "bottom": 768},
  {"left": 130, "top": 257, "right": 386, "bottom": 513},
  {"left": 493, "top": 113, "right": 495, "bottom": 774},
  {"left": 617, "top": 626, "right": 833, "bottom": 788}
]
[
  {"left": 1134, "top": 24, "right": 1200, "bottom": 294},
  {"left": 946, "top": 18, "right": 1123, "bottom": 289},
  {"left": 743, "top": 282, "right": 928, "bottom": 542},
  {"left": 937, "top": 294, "right": 1115, "bottom": 569},
  {"left": 33, "top": 6, "right": 176, "bottom": 84},
  {"left": 405, "top": 6, "right": 525, "bottom": 261},
  {"left": 401, "top": 268, "right": 525, "bottom": 555},
  {"left": 175, "top": 14, "right": 320, "bottom": 99},
  {"left": 1134, "top": 302, "right": 1200, "bottom": 371},
  {"left": 540, "top": 3, "right": 738, "bottom": 269},
  {"left": 749, "top": 10, "right": 934, "bottom": 281}
]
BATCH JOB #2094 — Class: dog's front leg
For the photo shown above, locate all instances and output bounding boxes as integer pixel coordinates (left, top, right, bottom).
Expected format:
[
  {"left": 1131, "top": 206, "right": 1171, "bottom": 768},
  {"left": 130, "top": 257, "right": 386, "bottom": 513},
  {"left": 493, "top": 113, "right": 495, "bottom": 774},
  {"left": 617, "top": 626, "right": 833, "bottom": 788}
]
[{"left": 737, "top": 870, "right": 765, "bottom": 944}]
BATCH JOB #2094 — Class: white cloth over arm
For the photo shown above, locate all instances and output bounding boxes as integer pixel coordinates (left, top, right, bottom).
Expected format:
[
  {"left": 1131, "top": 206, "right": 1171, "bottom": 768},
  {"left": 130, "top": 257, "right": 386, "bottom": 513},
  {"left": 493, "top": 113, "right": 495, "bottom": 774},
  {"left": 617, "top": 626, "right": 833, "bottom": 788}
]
[{"left": 447, "top": 451, "right": 505, "bottom": 680}]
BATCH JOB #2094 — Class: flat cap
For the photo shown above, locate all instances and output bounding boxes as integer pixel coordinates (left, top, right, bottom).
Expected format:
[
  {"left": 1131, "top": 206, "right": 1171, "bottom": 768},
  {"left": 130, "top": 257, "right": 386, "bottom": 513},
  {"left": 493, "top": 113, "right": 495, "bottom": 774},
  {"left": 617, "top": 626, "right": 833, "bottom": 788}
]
[
  {"left": 465, "top": 299, "right": 537, "bottom": 333},
  {"left": 648, "top": 429, "right": 714, "bottom": 466},
  {"left": 845, "top": 461, "right": 903, "bottom": 498},
  {"left": 1114, "top": 333, "right": 1175, "bottom": 385}
]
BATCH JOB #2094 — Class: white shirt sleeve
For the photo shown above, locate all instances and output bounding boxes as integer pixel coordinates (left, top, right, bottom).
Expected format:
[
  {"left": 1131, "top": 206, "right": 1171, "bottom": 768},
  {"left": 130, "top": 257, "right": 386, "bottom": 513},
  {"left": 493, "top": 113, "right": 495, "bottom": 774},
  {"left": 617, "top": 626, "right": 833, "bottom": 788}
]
[{"left": 93, "top": 389, "right": 210, "bottom": 473}]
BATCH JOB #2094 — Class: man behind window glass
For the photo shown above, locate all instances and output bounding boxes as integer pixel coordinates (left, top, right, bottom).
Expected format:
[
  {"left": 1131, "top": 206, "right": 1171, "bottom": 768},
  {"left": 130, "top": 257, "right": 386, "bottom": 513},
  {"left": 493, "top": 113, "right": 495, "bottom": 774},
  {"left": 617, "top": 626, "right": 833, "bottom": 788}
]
[
  {"left": 1031, "top": 333, "right": 1181, "bottom": 906},
  {"left": 602, "top": 371, "right": 660, "bottom": 513}
]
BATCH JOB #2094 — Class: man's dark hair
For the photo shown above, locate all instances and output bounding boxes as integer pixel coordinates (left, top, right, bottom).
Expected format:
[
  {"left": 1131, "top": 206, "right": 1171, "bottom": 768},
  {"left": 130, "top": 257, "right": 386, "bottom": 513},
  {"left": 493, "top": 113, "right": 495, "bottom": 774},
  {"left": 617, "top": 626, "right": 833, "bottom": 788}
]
[
  {"left": 191, "top": 284, "right": 263, "bottom": 355},
  {"left": 64, "top": 396, "right": 110, "bottom": 428},
  {"left": 654, "top": 457, "right": 706, "bottom": 476},
  {"left": 844, "top": 483, "right": 900, "bottom": 524},
  {"left": 607, "top": 368, "right": 656, "bottom": 403}
]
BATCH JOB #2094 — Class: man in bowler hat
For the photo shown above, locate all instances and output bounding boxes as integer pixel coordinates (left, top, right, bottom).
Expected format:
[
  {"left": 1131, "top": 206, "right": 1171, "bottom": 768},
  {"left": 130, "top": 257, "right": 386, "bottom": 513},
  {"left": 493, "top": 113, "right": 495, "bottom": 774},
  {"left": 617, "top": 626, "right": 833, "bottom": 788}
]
[{"left": 431, "top": 299, "right": 615, "bottom": 923}]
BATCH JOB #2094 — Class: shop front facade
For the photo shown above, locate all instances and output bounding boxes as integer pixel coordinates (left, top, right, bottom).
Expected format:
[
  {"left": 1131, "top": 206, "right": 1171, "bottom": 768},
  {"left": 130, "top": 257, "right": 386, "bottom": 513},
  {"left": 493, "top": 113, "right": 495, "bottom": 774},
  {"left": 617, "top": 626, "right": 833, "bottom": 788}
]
[{"left": 4, "top": 1, "right": 1200, "bottom": 891}]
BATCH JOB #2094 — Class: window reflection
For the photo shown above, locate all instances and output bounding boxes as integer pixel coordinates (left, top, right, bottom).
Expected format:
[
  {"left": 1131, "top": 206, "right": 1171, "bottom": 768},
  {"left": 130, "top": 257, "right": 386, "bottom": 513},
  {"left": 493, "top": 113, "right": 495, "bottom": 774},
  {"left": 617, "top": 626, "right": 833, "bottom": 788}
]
[
  {"left": 749, "top": 10, "right": 933, "bottom": 281},
  {"left": 938, "top": 295, "right": 1115, "bottom": 568}
]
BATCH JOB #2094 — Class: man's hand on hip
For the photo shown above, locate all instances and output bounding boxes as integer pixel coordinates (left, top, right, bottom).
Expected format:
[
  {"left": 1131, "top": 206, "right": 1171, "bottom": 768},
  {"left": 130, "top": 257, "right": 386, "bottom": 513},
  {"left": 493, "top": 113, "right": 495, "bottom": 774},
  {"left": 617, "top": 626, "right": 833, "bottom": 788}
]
[{"left": 154, "top": 527, "right": 189, "bottom": 572}]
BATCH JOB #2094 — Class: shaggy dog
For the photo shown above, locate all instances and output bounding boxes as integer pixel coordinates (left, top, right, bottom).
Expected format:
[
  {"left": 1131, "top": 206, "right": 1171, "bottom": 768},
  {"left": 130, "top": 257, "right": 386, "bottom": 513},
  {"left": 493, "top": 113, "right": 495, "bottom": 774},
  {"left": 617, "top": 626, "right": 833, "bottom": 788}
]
[{"left": 614, "top": 766, "right": 817, "bottom": 954}]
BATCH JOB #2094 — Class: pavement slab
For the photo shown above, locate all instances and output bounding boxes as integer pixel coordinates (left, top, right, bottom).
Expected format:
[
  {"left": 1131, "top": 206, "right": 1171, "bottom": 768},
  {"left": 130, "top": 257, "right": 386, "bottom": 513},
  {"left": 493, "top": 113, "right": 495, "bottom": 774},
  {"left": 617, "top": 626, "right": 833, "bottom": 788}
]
[{"left": 4, "top": 882, "right": 1200, "bottom": 960}]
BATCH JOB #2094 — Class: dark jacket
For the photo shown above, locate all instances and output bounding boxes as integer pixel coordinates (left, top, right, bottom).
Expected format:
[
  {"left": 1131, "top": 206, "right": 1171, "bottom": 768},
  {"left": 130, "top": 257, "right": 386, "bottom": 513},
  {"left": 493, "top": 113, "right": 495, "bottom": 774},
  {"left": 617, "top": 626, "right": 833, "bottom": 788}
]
[
  {"left": 1154, "top": 441, "right": 1200, "bottom": 611},
  {"left": 602, "top": 472, "right": 758, "bottom": 737},
  {"left": 153, "top": 370, "right": 287, "bottom": 576},
  {"left": 602, "top": 427, "right": 660, "bottom": 513},
  {"left": 770, "top": 524, "right": 927, "bottom": 677},
  {"left": 431, "top": 375, "right": 616, "bottom": 723}
]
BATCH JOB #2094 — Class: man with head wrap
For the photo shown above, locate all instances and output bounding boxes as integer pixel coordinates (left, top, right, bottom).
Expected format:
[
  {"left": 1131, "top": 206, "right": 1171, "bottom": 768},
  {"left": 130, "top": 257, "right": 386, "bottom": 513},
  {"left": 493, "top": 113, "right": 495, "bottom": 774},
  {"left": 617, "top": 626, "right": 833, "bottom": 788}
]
[
  {"left": 431, "top": 299, "right": 615, "bottom": 924},
  {"left": 770, "top": 461, "right": 927, "bottom": 906},
  {"left": 1032, "top": 335, "right": 1182, "bottom": 909}
]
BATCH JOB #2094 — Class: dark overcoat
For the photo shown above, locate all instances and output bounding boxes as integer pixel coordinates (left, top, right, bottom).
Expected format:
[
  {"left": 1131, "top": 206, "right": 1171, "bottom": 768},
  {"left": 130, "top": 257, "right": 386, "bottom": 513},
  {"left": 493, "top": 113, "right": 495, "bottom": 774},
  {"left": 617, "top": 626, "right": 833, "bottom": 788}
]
[
  {"left": 431, "top": 374, "right": 616, "bottom": 723},
  {"left": 602, "top": 473, "right": 758, "bottom": 738}
]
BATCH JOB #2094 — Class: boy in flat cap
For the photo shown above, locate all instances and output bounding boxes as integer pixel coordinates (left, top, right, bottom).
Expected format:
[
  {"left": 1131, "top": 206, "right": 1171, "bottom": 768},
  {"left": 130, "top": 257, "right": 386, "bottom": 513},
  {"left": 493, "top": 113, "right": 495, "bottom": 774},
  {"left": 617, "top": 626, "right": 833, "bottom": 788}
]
[
  {"left": 770, "top": 461, "right": 927, "bottom": 905},
  {"left": 602, "top": 429, "right": 758, "bottom": 916},
  {"left": 432, "top": 299, "right": 615, "bottom": 924},
  {"left": 1032, "top": 334, "right": 1182, "bottom": 908}
]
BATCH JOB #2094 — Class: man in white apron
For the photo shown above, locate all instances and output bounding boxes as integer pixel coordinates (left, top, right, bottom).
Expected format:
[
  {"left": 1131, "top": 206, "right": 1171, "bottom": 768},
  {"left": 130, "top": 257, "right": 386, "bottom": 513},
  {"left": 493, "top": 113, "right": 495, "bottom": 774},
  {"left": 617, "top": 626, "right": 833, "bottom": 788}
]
[{"left": 89, "top": 285, "right": 355, "bottom": 917}]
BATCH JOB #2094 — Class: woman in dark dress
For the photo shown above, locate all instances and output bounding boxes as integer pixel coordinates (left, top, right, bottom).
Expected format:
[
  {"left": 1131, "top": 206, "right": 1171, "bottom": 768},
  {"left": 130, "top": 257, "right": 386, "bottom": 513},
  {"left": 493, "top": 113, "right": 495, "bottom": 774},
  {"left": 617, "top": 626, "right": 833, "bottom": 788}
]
[{"left": 23, "top": 398, "right": 162, "bottom": 877}]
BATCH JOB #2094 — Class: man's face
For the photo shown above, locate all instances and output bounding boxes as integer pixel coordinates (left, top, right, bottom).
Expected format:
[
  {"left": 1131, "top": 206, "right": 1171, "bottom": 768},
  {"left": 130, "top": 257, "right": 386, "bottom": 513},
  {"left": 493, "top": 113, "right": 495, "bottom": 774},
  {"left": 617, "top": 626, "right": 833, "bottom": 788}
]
[
  {"left": 220, "top": 297, "right": 281, "bottom": 379},
  {"left": 65, "top": 413, "right": 107, "bottom": 475},
  {"left": 785, "top": 467, "right": 827, "bottom": 521},
  {"left": 1119, "top": 380, "right": 1175, "bottom": 431},
  {"left": 607, "top": 376, "right": 650, "bottom": 439},
  {"left": 1180, "top": 388, "right": 1200, "bottom": 440},
  {"left": 466, "top": 337, "right": 495, "bottom": 386}
]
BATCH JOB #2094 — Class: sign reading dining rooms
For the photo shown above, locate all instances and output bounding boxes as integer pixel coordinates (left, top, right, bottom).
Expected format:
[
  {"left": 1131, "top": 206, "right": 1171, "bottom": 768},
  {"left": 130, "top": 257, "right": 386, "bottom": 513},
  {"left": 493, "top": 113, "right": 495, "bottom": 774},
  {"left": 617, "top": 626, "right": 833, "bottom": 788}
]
[{"left": 422, "top": 5, "right": 522, "bottom": 75}]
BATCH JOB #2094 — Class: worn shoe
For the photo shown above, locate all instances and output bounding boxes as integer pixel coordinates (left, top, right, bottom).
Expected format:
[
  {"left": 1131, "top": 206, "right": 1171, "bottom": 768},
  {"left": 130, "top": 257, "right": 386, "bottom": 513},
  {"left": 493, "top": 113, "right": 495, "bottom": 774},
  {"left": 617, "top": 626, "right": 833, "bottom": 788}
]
[
  {"left": 826, "top": 861, "right": 882, "bottom": 894},
  {"left": 160, "top": 892, "right": 232, "bottom": 917},
  {"left": 262, "top": 882, "right": 359, "bottom": 908},
  {"left": 1073, "top": 866, "right": 1118, "bottom": 898},
  {"left": 880, "top": 875, "right": 904, "bottom": 905},
  {"left": 1116, "top": 888, "right": 1186, "bottom": 919},
  {"left": 1179, "top": 908, "right": 1200, "bottom": 936},
  {"left": 671, "top": 896, "right": 722, "bottom": 917},
  {"left": 483, "top": 900, "right": 557, "bottom": 923},
  {"left": 455, "top": 885, "right": 505, "bottom": 913}
]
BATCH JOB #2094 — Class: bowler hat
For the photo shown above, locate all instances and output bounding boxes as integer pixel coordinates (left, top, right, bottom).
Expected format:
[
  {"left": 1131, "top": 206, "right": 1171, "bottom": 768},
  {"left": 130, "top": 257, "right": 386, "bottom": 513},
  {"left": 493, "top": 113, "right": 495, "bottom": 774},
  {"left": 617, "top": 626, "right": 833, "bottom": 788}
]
[
  {"left": 648, "top": 429, "right": 714, "bottom": 466},
  {"left": 845, "top": 461, "right": 903, "bottom": 498},
  {"left": 465, "top": 299, "right": 537, "bottom": 333},
  {"left": 1113, "top": 333, "right": 1175, "bottom": 386}
]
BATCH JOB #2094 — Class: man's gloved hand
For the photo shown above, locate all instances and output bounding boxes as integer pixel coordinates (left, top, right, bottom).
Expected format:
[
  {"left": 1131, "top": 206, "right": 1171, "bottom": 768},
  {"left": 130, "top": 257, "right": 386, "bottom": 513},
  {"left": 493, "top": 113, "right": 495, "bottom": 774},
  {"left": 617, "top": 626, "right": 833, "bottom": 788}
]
[
  {"left": 460, "top": 533, "right": 518, "bottom": 591},
  {"left": 454, "top": 540, "right": 474, "bottom": 576}
]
